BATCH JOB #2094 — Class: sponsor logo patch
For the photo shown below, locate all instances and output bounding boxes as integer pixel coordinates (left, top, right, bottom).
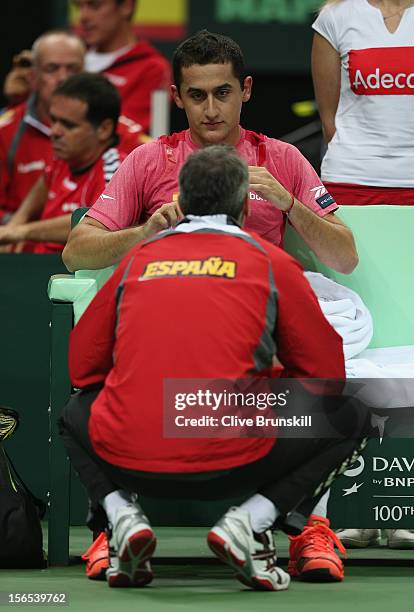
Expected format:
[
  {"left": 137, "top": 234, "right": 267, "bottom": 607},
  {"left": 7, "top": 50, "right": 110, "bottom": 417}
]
[
  {"left": 118, "top": 115, "right": 143, "bottom": 133},
  {"left": 62, "top": 203, "right": 81, "bottom": 213},
  {"left": 17, "top": 160, "right": 45, "bottom": 174},
  {"left": 140, "top": 257, "right": 237, "bottom": 280},
  {"left": 310, "top": 186, "right": 335, "bottom": 209},
  {"left": 316, "top": 193, "right": 335, "bottom": 209},
  {"left": 0, "top": 109, "right": 15, "bottom": 127},
  {"left": 63, "top": 177, "right": 77, "bottom": 190},
  {"left": 349, "top": 47, "right": 414, "bottom": 95},
  {"left": 248, "top": 191, "right": 272, "bottom": 203}
]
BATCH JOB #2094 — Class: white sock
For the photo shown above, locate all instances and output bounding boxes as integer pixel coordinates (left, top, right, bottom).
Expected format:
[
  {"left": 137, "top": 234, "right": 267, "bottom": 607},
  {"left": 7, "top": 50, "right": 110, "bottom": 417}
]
[
  {"left": 311, "top": 490, "right": 330, "bottom": 519},
  {"left": 101, "top": 490, "right": 132, "bottom": 527},
  {"left": 240, "top": 494, "right": 279, "bottom": 533}
]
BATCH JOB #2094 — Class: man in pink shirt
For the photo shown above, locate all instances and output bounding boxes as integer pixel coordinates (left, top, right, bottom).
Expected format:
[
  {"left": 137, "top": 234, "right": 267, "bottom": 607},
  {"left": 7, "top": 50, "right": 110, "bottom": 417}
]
[
  {"left": 63, "top": 30, "right": 358, "bottom": 583},
  {"left": 63, "top": 30, "right": 358, "bottom": 277}
]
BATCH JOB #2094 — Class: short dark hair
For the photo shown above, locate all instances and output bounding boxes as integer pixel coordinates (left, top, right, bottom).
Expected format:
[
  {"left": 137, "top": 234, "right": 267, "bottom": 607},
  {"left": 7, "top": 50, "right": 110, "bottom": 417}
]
[
  {"left": 179, "top": 145, "right": 249, "bottom": 218},
  {"left": 53, "top": 73, "right": 121, "bottom": 137},
  {"left": 172, "top": 30, "right": 246, "bottom": 91}
]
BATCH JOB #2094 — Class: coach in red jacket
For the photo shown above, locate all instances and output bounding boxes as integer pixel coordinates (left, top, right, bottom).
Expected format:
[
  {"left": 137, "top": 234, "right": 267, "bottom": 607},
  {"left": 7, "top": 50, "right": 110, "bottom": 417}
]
[{"left": 60, "top": 145, "right": 367, "bottom": 592}]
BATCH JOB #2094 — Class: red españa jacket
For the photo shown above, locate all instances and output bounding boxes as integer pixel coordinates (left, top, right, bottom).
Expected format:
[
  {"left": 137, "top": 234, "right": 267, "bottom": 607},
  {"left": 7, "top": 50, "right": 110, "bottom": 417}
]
[{"left": 69, "top": 218, "right": 345, "bottom": 473}]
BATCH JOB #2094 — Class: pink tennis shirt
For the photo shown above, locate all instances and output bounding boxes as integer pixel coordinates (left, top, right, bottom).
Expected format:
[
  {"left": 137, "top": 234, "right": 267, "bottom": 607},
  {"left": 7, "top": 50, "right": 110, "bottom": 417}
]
[{"left": 87, "top": 127, "right": 337, "bottom": 247}]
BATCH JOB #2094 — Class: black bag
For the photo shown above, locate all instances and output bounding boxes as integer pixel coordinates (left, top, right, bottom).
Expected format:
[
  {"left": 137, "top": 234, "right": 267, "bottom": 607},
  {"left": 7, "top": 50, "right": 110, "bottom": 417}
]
[{"left": 0, "top": 407, "right": 46, "bottom": 568}]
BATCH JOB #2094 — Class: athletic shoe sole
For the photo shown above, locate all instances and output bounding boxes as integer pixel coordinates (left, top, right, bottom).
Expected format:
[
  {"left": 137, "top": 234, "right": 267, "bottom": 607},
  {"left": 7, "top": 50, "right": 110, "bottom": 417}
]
[
  {"left": 107, "top": 528, "right": 156, "bottom": 588},
  {"left": 207, "top": 529, "right": 282, "bottom": 591},
  {"left": 288, "top": 558, "right": 344, "bottom": 582},
  {"left": 86, "top": 558, "right": 109, "bottom": 581}
]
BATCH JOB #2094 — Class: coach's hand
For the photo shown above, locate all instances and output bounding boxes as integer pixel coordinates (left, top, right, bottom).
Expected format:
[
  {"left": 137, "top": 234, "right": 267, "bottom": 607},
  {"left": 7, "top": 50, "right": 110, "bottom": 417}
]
[
  {"left": 143, "top": 202, "right": 182, "bottom": 239},
  {"left": 248, "top": 166, "right": 292, "bottom": 212}
]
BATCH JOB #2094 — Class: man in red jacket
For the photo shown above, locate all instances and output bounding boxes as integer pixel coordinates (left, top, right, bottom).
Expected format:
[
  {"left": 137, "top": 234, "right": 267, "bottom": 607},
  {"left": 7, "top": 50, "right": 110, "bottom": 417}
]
[
  {"left": 59, "top": 145, "right": 367, "bottom": 591},
  {"left": 0, "top": 31, "right": 85, "bottom": 225},
  {"left": 0, "top": 30, "right": 145, "bottom": 229},
  {"left": 0, "top": 73, "right": 125, "bottom": 253},
  {"left": 73, "top": 0, "right": 171, "bottom": 131}
]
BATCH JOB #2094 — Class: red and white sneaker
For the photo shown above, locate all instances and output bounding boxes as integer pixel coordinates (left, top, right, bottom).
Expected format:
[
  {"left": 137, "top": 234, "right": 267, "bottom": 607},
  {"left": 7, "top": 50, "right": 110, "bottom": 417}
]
[
  {"left": 288, "top": 515, "right": 346, "bottom": 582},
  {"left": 82, "top": 532, "right": 109, "bottom": 580},
  {"left": 106, "top": 503, "right": 156, "bottom": 588},
  {"left": 207, "top": 507, "right": 290, "bottom": 592}
]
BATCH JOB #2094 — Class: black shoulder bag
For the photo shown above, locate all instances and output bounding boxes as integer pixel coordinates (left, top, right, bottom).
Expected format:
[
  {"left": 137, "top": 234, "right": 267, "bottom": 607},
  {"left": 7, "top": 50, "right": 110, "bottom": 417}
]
[{"left": 0, "top": 407, "right": 46, "bottom": 568}]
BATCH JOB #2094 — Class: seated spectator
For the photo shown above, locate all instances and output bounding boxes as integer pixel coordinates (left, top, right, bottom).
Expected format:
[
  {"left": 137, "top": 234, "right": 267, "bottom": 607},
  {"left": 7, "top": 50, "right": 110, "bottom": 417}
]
[
  {"left": 0, "top": 73, "right": 124, "bottom": 253},
  {"left": 60, "top": 144, "right": 367, "bottom": 591},
  {"left": 73, "top": 0, "right": 171, "bottom": 132},
  {"left": 0, "top": 31, "right": 85, "bottom": 225},
  {"left": 0, "top": 30, "right": 149, "bottom": 228}
]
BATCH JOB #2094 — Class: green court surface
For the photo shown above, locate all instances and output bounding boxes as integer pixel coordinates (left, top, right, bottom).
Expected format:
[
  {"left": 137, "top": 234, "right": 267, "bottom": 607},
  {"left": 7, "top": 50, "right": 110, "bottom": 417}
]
[{"left": 2, "top": 527, "right": 414, "bottom": 611}]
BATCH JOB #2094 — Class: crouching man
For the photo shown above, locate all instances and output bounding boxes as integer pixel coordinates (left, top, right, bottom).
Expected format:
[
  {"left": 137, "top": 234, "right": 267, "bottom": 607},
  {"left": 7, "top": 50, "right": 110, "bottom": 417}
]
[{"left": 59, "top": 145, "right": 367, "bottom": 591}]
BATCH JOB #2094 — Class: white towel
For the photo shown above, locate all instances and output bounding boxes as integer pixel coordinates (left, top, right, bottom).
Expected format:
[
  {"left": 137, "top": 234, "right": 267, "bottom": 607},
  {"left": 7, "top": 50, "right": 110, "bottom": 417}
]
[
  {"left": 305, "top": 272, "right": 373, "bottom": 360},
  {"left": 357, "top": 345, "right": 414, "bottom": 367},
  {"left": 345, "top": 347, "right": 414, "bottom": 408}
]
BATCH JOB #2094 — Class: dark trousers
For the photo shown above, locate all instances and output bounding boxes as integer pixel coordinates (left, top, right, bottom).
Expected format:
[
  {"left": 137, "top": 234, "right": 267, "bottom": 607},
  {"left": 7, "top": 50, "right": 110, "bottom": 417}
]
[{"left": 59, "top": 389, "right": 368, "bottom": 531}]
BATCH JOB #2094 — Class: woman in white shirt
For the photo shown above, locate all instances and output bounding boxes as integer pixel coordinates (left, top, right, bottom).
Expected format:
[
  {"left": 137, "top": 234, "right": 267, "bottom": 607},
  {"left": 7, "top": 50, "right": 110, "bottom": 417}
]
[
  {"left": 312, "top": 0, "right": 414, "bottom": 205},
  {"left": 312, "top": 0, "right": 414, "bottom": 550}
]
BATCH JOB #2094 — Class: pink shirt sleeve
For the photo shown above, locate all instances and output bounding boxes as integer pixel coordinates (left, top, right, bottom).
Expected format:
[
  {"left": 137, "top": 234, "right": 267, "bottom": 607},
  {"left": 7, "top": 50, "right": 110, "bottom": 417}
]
[
  {"left": 280, "top": 143, "right": 338, "bottom": 217},
  {"left": 86, "top": 141, "right": 163, "bottom": 230}
]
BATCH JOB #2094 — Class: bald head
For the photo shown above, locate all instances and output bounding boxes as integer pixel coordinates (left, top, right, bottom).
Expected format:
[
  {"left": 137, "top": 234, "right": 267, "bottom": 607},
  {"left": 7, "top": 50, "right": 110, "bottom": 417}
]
[
  {"left": 31, "top": 31, "right": 85, "bottom": 121},
  {"left": 32, "top": 31, "right": 85, "bottom": 67}
]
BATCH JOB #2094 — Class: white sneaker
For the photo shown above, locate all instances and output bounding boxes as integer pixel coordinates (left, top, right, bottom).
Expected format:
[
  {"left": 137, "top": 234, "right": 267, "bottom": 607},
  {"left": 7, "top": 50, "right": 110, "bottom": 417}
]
[
  {"left": 207, "top": 507, "right": 290, "bottom": 591},
  {"left": 386, "top": 529, "right": 414, "bottom": 549},
  {"left": 336, "top": 528, "right": 381, "bottom": 548},
  {"left": 106, "top": 503, "right": 156, "bottom": 588}
]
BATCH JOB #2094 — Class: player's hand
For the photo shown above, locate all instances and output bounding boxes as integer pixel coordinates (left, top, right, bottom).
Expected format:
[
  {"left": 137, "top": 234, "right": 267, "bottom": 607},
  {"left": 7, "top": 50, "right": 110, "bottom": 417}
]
[
  {"left": 248, "top": 166, "right": 292, "bottom": 212},
  {"left": 143, "top": 202, "right": 183, "bottom": 238}
]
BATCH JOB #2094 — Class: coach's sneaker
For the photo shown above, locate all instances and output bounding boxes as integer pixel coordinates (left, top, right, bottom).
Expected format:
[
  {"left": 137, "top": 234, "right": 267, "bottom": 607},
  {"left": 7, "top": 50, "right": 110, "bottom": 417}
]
[
  {"left": 386, "top": 529, "right": 414, "bottom": 549},
  {"left": 82, "top": 532, "right": 109, "bottom": 580},
  {"left": 106, "top": 503, "right": 156, "bottom": 588},
  {"left": 288, "top": 515, "right": 345, "bottom": 582},
  {"left": 207, "top": 507, "right": 290, "bottom": 591},
  {"left": 336, "top": 528, "right": 381, "bottom": 548}
]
